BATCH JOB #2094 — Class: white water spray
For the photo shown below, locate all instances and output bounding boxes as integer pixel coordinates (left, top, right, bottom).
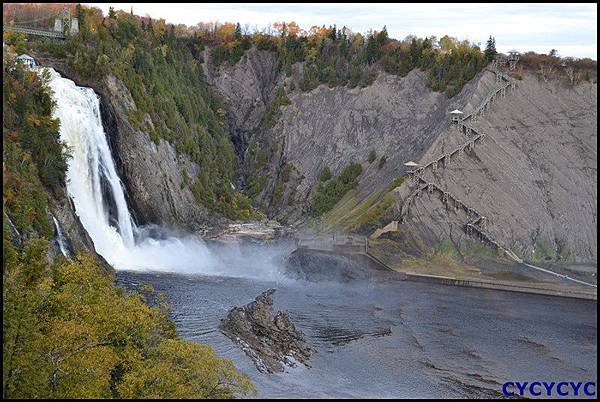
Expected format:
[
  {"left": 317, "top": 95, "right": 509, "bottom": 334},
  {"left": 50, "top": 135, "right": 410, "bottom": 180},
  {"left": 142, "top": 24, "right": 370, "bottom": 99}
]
[{"left": 44, "top": 67, "right": 286, "bottom": 280}]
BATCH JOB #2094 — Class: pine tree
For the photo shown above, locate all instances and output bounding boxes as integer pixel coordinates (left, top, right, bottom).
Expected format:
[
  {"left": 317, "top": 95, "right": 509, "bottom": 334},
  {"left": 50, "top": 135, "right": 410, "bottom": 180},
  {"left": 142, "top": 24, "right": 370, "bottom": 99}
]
[
  {"left": 108, "top": 6, "right": 116, "bottom": 19},
  {"left": 376, "top": 25, "right": 388, "bottom": 46},
  {"left": 484, "top": 35, "right": 497, "bottom": 62},
  {"left": 410, "top": 37, "right": 419, "bottom": 66}
]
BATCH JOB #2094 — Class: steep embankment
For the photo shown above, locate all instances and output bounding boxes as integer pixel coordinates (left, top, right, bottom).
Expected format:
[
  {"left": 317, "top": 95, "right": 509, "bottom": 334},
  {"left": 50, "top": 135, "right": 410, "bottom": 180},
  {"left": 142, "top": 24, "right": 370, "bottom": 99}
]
[
  {"left": 204, "top": 47, "right": 471, "bottom": 224},
  {"left": 395, "top": 69, "right": 597, "bottom": 263},
  {"left": 206, "top": 49, "right": 597, "bottom": 264}
]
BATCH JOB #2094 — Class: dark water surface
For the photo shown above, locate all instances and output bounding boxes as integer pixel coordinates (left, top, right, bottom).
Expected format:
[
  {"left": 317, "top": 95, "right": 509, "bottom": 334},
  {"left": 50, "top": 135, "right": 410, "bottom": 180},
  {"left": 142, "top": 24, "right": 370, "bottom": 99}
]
[{"left": 116, "top": 244, "right": 597, "bottom": 398}]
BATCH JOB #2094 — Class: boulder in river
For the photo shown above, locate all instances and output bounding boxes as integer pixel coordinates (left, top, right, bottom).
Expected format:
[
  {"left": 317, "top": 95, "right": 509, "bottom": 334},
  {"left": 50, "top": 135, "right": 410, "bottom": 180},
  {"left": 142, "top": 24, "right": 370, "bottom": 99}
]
[{"left": 220, "top": 289, "right": 312, "bottom": 373}]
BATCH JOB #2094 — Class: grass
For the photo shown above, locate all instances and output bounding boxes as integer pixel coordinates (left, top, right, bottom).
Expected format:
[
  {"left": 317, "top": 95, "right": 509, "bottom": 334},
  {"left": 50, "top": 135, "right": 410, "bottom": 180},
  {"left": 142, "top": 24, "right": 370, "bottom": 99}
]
[{"left": 320, "top": 174, "right": 406, "bottom": 234}]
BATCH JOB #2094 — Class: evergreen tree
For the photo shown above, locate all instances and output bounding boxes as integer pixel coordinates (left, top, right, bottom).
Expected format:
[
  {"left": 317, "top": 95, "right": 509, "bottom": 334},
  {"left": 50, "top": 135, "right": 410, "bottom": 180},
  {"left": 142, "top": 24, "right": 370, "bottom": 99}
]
[
  {"left": 376, "top": 25, "right": 388, "bottom": 46},
  {"left": 365, "top": 32, "right": 379, "bottom": 64},
  {"left": 410, "top": 37, "right": 419, "bottom": 65},
  {"left": 108, "top": 6, "right": 116, "bottom": 19},
  {"left": 76, "top": 3, "right": 85, "bottom": 25},
  {"left": 484, "top": 35, "right": 497, "bottom": 62}
]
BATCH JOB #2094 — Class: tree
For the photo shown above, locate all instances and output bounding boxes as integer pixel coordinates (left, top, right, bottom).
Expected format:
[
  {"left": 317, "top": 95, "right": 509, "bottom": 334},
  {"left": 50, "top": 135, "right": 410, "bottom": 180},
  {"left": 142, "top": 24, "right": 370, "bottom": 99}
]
[
  {"left": 376, "top": 25, "right": 388, "bottom": 46},
  {"left": 410, "top": 37, "right": 420, "bottom": 65},
  {"left": 117, "top": 339, "right": 256, "bottom": 398},
  {"left": 76, "top": 3, "right": 85, "bottom": 26},
  {"left": 368, "top": 149, "right": 377, "bottom": 163},
  {"left": 365, "top": 32, "right": 379, "bottom": 64},
  {"left": 549, "top": 49, "right": 558, "bottom": 57},
  {"left": 484, "top": 35, "right": 497, "bottom": 62},
  {"left": 108, "top": 6, "right": 116, "bottom": 19}
]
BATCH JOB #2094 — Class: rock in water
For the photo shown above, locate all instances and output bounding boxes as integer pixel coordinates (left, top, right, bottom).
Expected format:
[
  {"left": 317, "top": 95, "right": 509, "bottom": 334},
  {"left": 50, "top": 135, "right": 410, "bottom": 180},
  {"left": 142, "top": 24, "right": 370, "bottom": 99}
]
[{"left": 220, "top": 289, "right": 312, "bottom": 373}]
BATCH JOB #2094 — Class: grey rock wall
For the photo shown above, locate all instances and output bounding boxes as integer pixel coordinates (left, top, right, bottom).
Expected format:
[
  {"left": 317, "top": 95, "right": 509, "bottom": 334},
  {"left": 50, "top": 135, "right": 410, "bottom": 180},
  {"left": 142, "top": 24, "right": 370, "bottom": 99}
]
[
  {"left": 208, "top": 49, "right": 596, "bottom": 263},
  {"left": 398, "top": 70, "right": 597, "bottom": 263}
]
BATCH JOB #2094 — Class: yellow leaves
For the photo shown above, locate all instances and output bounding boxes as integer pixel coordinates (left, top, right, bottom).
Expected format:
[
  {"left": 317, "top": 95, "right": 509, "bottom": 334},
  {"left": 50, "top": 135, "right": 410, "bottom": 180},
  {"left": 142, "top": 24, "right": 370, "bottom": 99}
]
[
  {"left": 160, "top": 44, "right": 168, "bottom": 58},
  {"left": 216, "top": 22, "right": 237, "bottom": 42},
  {"left": 118, "top": 339, "right": 257, "bottom": 398},
  {"left": 26, "top": 114, "right": 43, "bottom": 127}
]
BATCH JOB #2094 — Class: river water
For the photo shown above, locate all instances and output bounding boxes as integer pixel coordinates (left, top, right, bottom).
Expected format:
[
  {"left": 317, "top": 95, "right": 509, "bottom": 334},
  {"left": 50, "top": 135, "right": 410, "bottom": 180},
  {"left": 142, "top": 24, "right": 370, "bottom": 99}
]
[{"left": 116, "top": 242, "right": 597, "bottom": 399}]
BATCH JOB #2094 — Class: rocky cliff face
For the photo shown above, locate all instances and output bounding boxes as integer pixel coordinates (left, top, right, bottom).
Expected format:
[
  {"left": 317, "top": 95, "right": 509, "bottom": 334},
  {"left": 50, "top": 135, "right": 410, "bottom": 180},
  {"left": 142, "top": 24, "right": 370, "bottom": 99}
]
[
  {"left": 205, "top": 47, "right": 466, "bottom": 224},
  {"left": 100, "top": 74, "right": 226, "bottom": 233},
  {"left": 396, "top": 70, "right": 597, "bottom": 263},
  {"left": 206, "top": 49, "right": 597, "bottom": 263},
  {"left": 33, "top": 53, "right": 227, "bottom": 236}
]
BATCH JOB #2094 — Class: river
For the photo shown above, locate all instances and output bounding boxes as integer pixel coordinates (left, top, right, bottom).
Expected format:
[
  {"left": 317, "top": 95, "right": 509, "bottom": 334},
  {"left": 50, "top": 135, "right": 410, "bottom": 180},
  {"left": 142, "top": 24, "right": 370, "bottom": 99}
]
[{"left": 116, "top": 241, "right": 597, "bottom": 398}]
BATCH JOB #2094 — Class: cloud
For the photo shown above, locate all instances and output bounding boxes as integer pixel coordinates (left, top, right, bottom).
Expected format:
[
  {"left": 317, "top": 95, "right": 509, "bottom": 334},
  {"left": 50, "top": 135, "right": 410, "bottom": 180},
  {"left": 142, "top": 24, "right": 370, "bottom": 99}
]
[{"left": 85, "top": 3, "right": 597, "bottom": 59}]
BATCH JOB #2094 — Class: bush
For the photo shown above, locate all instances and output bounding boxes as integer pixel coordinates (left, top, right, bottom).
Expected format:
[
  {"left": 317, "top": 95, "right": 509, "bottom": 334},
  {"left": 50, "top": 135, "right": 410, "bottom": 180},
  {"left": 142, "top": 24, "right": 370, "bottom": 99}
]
[
  {"left": 378, "top": 155, "right": 387, "bottom": 169},
  {"left": 313, "top": 163, "right": 363, "bottom": 216},
  {"left": 319, "top": 166, "right": 332, "bottom": 182},
  {"left": 368, "top": 149, "right": 377, "bottom": 163}
]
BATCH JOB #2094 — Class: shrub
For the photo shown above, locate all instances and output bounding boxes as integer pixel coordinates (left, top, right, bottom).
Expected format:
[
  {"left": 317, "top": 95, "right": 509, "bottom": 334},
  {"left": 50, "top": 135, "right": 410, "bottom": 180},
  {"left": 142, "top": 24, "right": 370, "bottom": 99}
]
[
  {"left": 368, "top": 149, "right": 377, "bottom": 163},
  {"left": 319, "top": 166, "right": 332, "bottom": 182},
  {"left": 312, "top": 163, "right": 363, "bottom": 216}
]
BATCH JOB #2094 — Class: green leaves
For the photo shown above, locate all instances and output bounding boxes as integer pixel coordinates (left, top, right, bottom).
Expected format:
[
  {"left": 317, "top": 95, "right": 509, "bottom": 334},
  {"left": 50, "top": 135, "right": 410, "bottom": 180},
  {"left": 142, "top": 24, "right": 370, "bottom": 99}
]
[{"left": 313, "top": 163, "right": 363, "bottom": 216}]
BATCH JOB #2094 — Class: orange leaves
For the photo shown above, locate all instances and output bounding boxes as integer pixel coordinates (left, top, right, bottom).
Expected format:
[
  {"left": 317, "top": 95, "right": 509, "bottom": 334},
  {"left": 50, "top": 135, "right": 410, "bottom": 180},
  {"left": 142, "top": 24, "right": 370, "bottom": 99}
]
[
  {"left": 6, "top": 130, "right": 20, "bottom": 142},
  {"left": 26, "top": 114, "right": 43, "bottom": 127},
  {"left": 216, "top": 22, "right": 237, "bottom": 42}
]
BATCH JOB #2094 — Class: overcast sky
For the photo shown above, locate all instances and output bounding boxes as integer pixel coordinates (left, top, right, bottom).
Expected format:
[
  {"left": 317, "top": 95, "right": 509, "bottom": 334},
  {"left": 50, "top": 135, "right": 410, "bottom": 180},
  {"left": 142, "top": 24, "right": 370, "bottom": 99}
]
[{"left": 87, "top": 3, "right": 597, "bottom": 59}]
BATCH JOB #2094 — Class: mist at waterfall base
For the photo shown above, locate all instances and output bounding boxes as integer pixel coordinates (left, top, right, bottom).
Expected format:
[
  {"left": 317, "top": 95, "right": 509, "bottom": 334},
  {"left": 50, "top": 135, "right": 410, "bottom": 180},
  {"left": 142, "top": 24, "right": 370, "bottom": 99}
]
[{"left": 46, "top": 67, "right": 287, "bottom": 280}]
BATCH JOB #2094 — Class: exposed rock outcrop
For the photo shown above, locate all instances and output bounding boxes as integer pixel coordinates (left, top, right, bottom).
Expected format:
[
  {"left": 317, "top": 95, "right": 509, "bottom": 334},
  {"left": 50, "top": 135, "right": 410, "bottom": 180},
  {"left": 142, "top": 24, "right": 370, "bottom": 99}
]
[
  {"left": 396, "top": 70, "right": 597, "bottom": 263},
  {"left": 220, "top": 289, "right": 312, "bottom": 373},
  {"left": 207, "top": 49, "right": 459, "bottom": 224},
  {"left": 206, "top": 48, "right": 596, "bottom": 263},
  {"left": 284, "top": 248, "right": 402, "bottom": 282}
]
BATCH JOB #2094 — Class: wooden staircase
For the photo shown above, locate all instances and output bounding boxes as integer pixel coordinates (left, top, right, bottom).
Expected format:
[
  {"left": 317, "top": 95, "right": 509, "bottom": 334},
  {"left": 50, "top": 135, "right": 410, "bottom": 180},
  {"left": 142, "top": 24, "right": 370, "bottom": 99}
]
[{"left": 396, "top": 60, "right": 521, "bottom": 259}]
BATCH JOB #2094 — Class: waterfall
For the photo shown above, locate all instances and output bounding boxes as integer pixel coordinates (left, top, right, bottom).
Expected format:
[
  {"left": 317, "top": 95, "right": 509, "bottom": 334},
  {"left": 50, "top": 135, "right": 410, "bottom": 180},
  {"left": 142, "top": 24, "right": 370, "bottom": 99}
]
[
  {"left": 43, "top": 67, "right": 287, "bottom": 281},
  {"left": 44, "top": 67, "right": 216, "bottom": 272},
  {"left": 51, "top": 215, "right": 69, "bottom": 257}
]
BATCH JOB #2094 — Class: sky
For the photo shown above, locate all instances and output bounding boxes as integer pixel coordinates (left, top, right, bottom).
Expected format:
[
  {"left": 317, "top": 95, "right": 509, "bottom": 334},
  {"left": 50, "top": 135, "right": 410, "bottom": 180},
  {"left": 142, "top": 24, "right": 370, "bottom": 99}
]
[{"left": 87, "top": 3, "right": 597, "bottom": 59}]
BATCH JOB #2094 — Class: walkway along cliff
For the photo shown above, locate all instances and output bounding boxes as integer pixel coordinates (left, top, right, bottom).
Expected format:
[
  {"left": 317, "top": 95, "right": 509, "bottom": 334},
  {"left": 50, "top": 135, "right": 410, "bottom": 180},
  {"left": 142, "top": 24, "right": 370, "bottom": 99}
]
[{"left": 389, "top": 56, "right": 596, "bottom": 287}]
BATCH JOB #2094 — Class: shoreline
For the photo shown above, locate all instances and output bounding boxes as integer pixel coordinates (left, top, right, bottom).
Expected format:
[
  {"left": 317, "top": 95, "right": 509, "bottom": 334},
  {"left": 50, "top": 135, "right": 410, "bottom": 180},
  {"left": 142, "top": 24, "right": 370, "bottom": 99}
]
[
  {"left": 198, "top": 225, "right": 596, "bottom": 301},
  {"left": 293, "top": 246, "right": 597, "bottom": 301}
]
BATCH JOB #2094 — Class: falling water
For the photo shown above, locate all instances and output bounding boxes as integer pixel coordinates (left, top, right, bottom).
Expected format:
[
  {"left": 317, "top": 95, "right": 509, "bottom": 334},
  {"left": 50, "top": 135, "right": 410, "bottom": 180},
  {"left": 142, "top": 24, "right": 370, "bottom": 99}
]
[
  {"left": 51, "top": 215, "right": 69, "bottom": 257},
  {"left": 43, "top": 67, "right": 286, "bottom": 280},
  {"left": 44, "top": 67, "right": 212, "bottom": 272}
]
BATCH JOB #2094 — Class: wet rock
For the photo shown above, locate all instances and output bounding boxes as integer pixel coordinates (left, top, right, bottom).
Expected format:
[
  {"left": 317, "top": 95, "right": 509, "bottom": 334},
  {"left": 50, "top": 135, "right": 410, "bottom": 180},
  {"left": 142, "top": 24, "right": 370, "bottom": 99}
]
[{"left": 220, "top": 289, "right": 312, "bottom": 373}]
